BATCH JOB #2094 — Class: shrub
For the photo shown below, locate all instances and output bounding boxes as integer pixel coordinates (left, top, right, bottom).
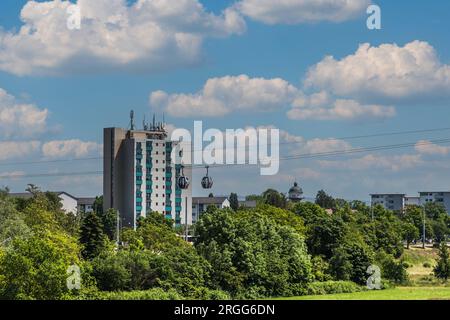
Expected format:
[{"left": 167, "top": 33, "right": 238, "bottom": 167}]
[
  {"left": 81, "top": 288, "right": 184, "bottom": 300},
  {"left": 423, "top": 262, "right": 432, "bottom": 268},
  {"left": 306, "top": 281, "right": 363, "bottom": 296}
]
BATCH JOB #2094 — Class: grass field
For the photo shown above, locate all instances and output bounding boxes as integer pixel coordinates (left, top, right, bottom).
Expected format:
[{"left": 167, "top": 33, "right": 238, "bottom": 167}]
[{"left": 279, "top": 287, "right": 450, "bottom": 300}]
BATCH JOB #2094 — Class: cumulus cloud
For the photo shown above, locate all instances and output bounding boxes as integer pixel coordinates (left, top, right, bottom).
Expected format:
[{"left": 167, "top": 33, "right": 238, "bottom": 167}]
[
  {"left": 0, "top": 88, "right": 49, "bottom": 138},
  {"left": 415, "top": 140, "right": 450, "bottom": 156},
  {"left": 305, "top": 41, "right": 450, "bottom": 101},
  {"left": 235, "top": 0, "right": 370, "bottom": 25},
  {"left": 42, "top": 139, "right": 101, "bottom": 158},
  {"left": 0, "top": 141, "right": 41, "bottom": 161},
  {"left": 0, "top": 0, "right": 246, "bottom": 76},
  {"left": 151, "top": 74, "right": 394, "bottom": 120},
  {"left": 288, "top": 90, "right": 395, "bottom": 120},
  {"left": 150, "top": 74, "right": 299, "bottom": 117},
  {"left": 319, "top": 154, "right": 424, "bottom": 172},
  {"left": 0, "top": 171, "right": 26, "bottom": 180}
]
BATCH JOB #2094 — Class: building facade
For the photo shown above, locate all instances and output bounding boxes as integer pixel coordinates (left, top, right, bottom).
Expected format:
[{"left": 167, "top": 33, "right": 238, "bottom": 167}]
[
  {"left": 104, "top": 121, "right": 192, "bottom": 229},
  {"left": 419, "top": 192, "right": 450, "bottom": 213},
  {"left": 192, "top": 196, "right": 230, "bottom": 223},
  {"left": 370, "top": 193, "right": 405, "bottom": 211},
  {"left": 371, "top": 192, "right": 450, "bottom": 214}
]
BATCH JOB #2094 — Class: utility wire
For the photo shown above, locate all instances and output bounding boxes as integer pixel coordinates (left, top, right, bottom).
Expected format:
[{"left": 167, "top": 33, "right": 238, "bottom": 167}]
[
  {"left": 2, "top": 138, "right": 450, "bottom": 179},
  {"left": 1, "top": 126, "right": 450, "bottom": 167}
]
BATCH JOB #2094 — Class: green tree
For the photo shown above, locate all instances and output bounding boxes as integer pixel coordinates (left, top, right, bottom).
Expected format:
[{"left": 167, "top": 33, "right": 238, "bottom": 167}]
[
  {"left": 195, "top": 208, "right": 312, "bottom": 297},
  {"left": 0, "top": 231, "right": 80, "bottom": 300},
  {"left": 315, "top": 190, "right": 335, "bottom": 210},
  {"left": 80, "top": 212, "right": 107, "bottom": 259},
  {"left": 261, "top": 189, "right": 287, "bottom": 209},
  {"left": 229, "top": 193, "right": 239, "bottom": 211},
  {"left": 401, "top": 222, "right": 419, "bottom": 249},
  {"left": 434, "top": 243, "right": 450, "bottom": 281}
]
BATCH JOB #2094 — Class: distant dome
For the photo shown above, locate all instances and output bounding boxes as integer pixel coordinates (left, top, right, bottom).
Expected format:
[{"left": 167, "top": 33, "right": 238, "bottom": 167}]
[{"left": 288, "top": 182, "right": 303, "bottom": 202}]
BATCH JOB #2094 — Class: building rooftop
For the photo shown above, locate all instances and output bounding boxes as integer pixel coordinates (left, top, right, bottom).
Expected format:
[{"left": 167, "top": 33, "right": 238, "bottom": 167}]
[
  {"left": 370, "top": 193, "right": 406, "bottom": 196},
  {"left": 193, "top": 196, "right": 228, "bottom": 205},
  {"left": 77, "top": 197, "right": 96, "bottom": 205}
]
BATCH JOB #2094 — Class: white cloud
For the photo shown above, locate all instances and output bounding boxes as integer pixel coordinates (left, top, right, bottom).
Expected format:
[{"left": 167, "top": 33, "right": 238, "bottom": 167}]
[
  {"left": 236, "top": 0, "right": 370, "bottom": 25},
  {"left": 319, "top": 153, "right": 423, "bottom": 172},
  {"left": 288, "top": 91, "right": 395, "bottom": 120},
  {"left": 0, "top": 88, "right": 49, "bottom": 138},
  {"left": 0, "top": 141, "right": 41, "bottom": 161},
  {"left": 305, "top": 41, "right": 450, "bottom": 101},
  {"left": 42, "top": 139, "right": 101, "bottom": 158},
  {"left": 0, "top": 0, "right": 246, "bottom": 76},
  {"left": 151, "top": 74, "right": 395, "bottom": 121},
  {"left": 150, "top": 74, "right": 299, "bottom": 117},
  {"left": 0, "top": 171, "right": 26, "bottom": 180},
  {"left": 415, "top": 140, "right": 450, "bottom": 156}
]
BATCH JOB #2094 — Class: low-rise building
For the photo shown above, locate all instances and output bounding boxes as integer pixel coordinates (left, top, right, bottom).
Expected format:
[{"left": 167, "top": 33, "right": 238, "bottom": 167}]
[
  {"left": 10, "top": 191, "right": 79, "bottom": 214},
  {"left": 77, "top": 197, "right": 96, "bottom": 214},
  {"left": 404, "top": 196, "right": 420, "bottom": 207},
  {"left": 192, "top": 196, "right": 230, "bottom": 223},
  {"left": 419, "top": 191, "right": 450, "bottom": 213},
  {"left": 370, "top": 193, "right": 405, "bottom": 211}
]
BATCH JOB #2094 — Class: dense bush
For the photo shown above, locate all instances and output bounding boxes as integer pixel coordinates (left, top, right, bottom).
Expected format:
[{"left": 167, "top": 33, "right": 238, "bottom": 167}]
[
  {"left": 82, "top": 288, "right": 183, "bottom": 300},
  {"left": 375, "top": 251, "right": 408, "bottom": 284},
  {"left": 306, "top": 281, "right": 364, "bottom": 296},
  {"left": 195, "top": 207, "right": 312, "bottom": 298}
]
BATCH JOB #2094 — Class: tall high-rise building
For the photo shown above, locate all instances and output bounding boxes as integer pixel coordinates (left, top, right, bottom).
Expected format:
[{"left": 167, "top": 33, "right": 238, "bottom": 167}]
[{"left": 103, "top": 116, "right": 192, "bottom": 229}]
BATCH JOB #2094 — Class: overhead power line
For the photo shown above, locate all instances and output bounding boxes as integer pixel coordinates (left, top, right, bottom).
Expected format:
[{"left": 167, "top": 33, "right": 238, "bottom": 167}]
[
  {"left": 2, "top": 138, "right": 450, "bottom": 179},
  {"left": 1, "top": 126, "right": 450, "bottom": 167}
]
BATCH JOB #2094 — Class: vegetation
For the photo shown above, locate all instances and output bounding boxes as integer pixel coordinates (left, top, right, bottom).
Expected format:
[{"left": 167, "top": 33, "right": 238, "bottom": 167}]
[
  {"left": 434, "top": 242, "right": 450, "bottom": 281},
  {"left": 0, "top": 186, "right": 449, "bottom": 300}
]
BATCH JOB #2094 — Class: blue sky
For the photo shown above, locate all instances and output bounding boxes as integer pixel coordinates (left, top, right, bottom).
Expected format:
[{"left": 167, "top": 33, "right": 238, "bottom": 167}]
[{"left": 0, "top": 0, "right": 450, "bottom": 201}]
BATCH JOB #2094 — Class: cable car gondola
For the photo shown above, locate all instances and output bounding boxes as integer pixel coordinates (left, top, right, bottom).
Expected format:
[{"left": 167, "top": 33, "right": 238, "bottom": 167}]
[
  {"left": 177, "top": 165, "right": 190, "bottom": 189},
  {"left": 201, "top": 166, "right": 213, "bottom": 189}
]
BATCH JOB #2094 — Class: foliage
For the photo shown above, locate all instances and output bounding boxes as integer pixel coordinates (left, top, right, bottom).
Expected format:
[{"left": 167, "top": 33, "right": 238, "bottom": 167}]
[
  {"left": 306, "top": 281, "right": 364, "bottom": 296},
  {"left": 195, "top": 208, "right": 312, "bottom": 297},
  {"left": 434, "top": 243, "right": 450, "bottom": 281},
  {"left": 375, "top": 251, "right": 408, "bottom": 284},
  {"left": 315, "top": 190, "right": 336, "bottom": 210},
  {"left": 80, "top": 212, "right": 108, "bottom": 259},
  {"left": 261, "top": 189, "right": 287, "bottom": 209},
  {"left": 229, "top": 193, "right": 239, "bottom": 211},
  {"left": 0, "top": 231, "right": 80, "bottom": 300},
  {"left": 329, "top": 239, "right": 374, "bottom": 285},
  {"left": 81, "top": 288, "right": 183, "bottom": 300}
]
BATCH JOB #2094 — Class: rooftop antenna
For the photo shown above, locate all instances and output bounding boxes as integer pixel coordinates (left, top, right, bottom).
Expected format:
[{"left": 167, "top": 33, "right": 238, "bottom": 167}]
[
  {"left": 143, "top": 115, "right": 148, "bottom": 131},
  {"left": 130, "top": 110, "right": 135, "bottom": 130}
]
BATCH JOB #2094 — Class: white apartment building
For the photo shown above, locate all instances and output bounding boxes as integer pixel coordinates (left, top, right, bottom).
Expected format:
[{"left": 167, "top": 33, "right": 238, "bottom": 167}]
[
  {"left": 104, "top": 116, "right": 192, "bottom": 230},
  {"left": 371, "top": 192, "right": 450, "bottom": 214},
  {"left": 192, "top": 196, "right": 230, "bottom": 223},
  {"left": 370, "top": 194, "right": 405, "bottom": 211},
  {"left": 419, "top": 191, "right": 450, "bottom": 213}
]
